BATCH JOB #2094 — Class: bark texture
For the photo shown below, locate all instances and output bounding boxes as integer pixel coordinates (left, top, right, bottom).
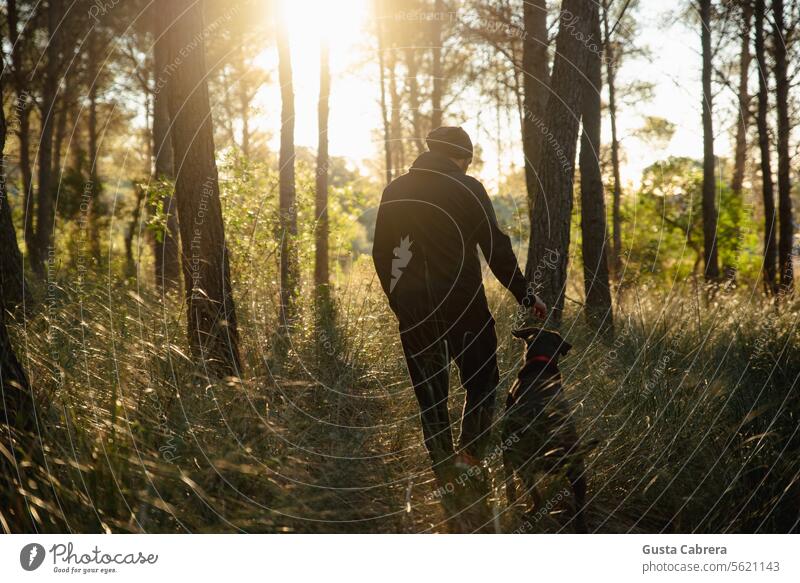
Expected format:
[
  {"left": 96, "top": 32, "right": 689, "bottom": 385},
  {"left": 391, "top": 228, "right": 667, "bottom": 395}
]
[
  {"left": 376, "top": 0, "right": 393, "bottom": 183},
  {"left": 277, "top": 3, "right": 299, "bottom": 331},
  {"left": 527, "top": 0, "right": 598, "bottom": 323},
  {"left": 164, "top": 0, "right": 241, "bottom": 376},
  {"left": 32, "top": 0, "right": 61, "bottom": 276},
  {"left": 731, "top": 2, "right": 752, "bottom": 197},
  {"left": 0, "top": 54, "right": 26, "bottom": 309},
  {"left": 315, "top": 40, "right": 331, "bottom": 295},
  {"left": 152, "top": 8, "right": 181, "bottom": 292},
  {"left": 700, "top": 0, "right": 720, "bottom": 280},
  {"left": 522, "top": 0, "right": 550, "bottom": 220},
  {"left": 754, "top": 0, "right": 777, "bottom": 293},
  {"left": 0, "top": 31, "right": 33, "bottom": 429},
  {"left": 6, "top": 0, "right": 35, "bottom": 258},
  {"left": 430, "top": 0, "right": 445, "bottom": 129},
  {"left": 772, "top": 0, "right": 793, "bottom": 291},
  {"left": 601, "top": 0, "right": 623, "bottom": 278},
  {"left": 579, "top": 5, "right": 613, "bottom": 331}
]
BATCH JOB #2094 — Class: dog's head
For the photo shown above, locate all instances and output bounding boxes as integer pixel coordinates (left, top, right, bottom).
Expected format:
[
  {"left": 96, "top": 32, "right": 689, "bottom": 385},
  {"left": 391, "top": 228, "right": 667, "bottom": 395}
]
[{"left": 511, "top": 327, "right": 572, "bottom": 366}]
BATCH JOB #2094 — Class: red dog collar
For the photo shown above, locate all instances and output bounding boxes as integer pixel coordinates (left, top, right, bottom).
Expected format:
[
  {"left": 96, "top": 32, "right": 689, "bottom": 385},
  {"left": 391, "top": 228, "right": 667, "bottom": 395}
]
[{"left": 528, "top": 355, "right": 552, "bottom": 364}]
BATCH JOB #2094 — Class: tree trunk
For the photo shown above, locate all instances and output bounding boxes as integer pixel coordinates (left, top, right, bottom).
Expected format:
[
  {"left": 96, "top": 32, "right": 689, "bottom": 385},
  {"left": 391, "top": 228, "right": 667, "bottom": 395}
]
[
  {"left": 152, "top": 8, "right": 180, "bottom": 292},
  {"left": 430, "top": 0, "right": 444, "bottom": 129},
  {"left": 0, "top": 32, "right": 33, "bottom": 429},
  {"left": 218, "top": 69, "right": 238, "bottom": 150},
  {"left": 315, "top": 40, "right": 331, "bottom": 298},
  {"left": 404, "top": 47, "right": 425, "bottom": 155},
  {"left": 70, "top": 99, "right": 87, "bottom": 174},
  {"left": 52, "top": 92, "right": 69, "bottom": 181},
  {"left": 164, "top": 0, "right": 241, "bottom": 377},
  {"left": 6, "top": 0, "right": 35, "bottom": 259},
  {"left": 699, "top": 0, "right": 720, "bottom": 281},
  {"left": 388, "top": 51, "right": 405, "bottom": 171},
  {"left": 145, "top": 93, "right": 152, "bottom": 166},
  {"left": 754, "top": 0, "right": 777, "bottom": 294},
  {"left": 731, "top": 2, "right": 751, "bottom": 197},
  {"left": 51, "top": 55, "right": 76, "bottom": 188},
  {"left": 579, "top": 5, "right": 613, "bottom": 332},
  {"left": 32, "top": 0, "right": 61, "bottom": 276},
  {"left": 18, "top": 106, "right": 35, "bottom": 260},
  {"left": 376, "top": 0, "right": 393, "bottom": 184},
  {"left": 522, "top": 0, "right": 550, "bottom": 223},
  {"left": 276, "top": 3, "right": 299, "bottom": 332},
  {"left": 87, "top": 33, "right": 103, "bottom": 264},
  {"left": 127, "top": 95, "right": 151, "bottom": 279},
  {"left": 772, "top": 0, "right": 793, "bottom": 291},
  {"left": 240, "top": 91, "right": 251, "bottom": 159},
  {"left": 527, "top": 0, "right": 598, "bottom": 323},
  {"left": 601, "top": 0, "right": 623, "bottom": 278},
  {"left": 124, "top": 184, "right": 146, "bottom": 278},
  {"left": 236, "top": 44, "right": 252, "bottom": 159},
  {"left": 0, "top": 306, "right": 34, "bottom": 430},
  {"left": 0, "top": 66, "right": 26, "bottom": 309},
  {"left": 0, "top": 171, "right": 26, "bottom": 310}
]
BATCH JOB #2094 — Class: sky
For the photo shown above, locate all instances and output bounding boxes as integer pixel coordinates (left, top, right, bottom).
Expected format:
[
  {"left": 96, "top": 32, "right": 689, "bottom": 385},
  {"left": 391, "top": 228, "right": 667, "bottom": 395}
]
[{"left": 250, "top": 0, "right": 741, "bottom": 193}]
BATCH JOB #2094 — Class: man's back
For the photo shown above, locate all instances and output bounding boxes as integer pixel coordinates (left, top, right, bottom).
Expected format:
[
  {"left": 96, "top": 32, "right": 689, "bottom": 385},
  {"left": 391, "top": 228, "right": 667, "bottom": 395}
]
[{"left": 373, "top": 150, "right": 529, "bottom": 320}]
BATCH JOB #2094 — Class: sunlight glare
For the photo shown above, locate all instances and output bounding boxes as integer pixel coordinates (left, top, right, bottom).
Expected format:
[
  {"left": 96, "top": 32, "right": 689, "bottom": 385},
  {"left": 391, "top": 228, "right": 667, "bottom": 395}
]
[
  {"left": 264, "top": 0, "right": 376, "bottom": 165},
  {"left": 280, "top": 0, "right": 368, "bottom": 45}
]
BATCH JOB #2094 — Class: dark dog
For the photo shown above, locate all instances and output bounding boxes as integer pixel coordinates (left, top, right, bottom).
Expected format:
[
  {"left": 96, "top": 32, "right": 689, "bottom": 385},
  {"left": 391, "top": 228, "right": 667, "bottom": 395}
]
[{"left": 502, "top": 327, "right": 588, "bottom": 532}]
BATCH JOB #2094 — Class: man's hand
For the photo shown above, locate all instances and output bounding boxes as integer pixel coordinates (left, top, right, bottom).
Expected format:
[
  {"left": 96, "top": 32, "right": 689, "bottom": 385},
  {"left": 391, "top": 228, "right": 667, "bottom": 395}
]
[
  {"left": 518, "top": 290, "right": 547, "bottom": 322},
  {"left": 531, "top": 294, "right": 547, "bottom": 319}
]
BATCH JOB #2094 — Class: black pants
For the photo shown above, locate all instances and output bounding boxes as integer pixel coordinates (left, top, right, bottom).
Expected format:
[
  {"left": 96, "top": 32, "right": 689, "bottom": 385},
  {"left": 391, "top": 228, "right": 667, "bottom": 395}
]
[{"left": 398, "top": 306, "right": 499, "bottom": 468}]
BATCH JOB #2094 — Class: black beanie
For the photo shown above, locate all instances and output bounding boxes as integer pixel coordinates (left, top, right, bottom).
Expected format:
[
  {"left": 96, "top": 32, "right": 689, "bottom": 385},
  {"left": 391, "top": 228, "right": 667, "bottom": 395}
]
[{"left": 426, "top": 126, "right": 473, "bottom": 159}]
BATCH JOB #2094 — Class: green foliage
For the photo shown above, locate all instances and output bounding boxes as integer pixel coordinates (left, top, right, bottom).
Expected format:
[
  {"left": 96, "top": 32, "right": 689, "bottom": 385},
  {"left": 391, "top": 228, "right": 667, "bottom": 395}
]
[
  {"left": 216, "top": 150, "right": 380, "bottom": 321},
  {"left": 621, "top": 157, "right": 761, "bottom": 285},
  {"left": 634, "top": 116, "right": 677, "bottom": 148},
  {"left": 143, "top": 178, "right": 175, "bottom": 243},
  {"left": 57, "top": 154, "right": 107, "bottom": 222}
]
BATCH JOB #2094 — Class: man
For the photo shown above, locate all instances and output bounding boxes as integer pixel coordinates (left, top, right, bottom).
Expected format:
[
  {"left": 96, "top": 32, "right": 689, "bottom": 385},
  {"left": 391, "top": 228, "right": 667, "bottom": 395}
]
[{"left": 372, "top": 126, "right": 546, "bottom": 484}]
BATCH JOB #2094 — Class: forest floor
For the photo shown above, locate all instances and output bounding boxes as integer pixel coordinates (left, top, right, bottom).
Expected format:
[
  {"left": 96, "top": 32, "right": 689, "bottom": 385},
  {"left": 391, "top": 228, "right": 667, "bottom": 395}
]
[{"left": 3, "top": 264, "right": 800, "bottom": 533}]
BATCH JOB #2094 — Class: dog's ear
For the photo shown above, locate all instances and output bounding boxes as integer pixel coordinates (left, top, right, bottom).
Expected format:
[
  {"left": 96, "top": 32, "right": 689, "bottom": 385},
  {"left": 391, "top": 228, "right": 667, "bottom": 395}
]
[
  {"left": 544, "top": 329, "right": 572, "bottom": 356},
  {"left": 512, "top": 327, "right": 541, "bottom": 341}
]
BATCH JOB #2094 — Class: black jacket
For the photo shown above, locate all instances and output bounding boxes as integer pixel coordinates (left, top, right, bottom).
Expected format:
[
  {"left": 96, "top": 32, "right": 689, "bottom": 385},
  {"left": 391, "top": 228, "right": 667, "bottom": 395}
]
[{"left": 372, "top": 151, "right": 529, "bottom": 322}]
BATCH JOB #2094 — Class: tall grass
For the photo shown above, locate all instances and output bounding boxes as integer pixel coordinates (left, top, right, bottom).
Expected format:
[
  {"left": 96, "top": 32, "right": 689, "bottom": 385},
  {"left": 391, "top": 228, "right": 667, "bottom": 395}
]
[{"left": 2, "top": 258, "right": 799, "bottom": 533}]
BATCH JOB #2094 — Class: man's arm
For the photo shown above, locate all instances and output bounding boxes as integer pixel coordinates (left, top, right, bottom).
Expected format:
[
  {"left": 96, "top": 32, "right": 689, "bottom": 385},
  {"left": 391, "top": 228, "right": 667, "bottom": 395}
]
[{"left": 469, "top": 178, "right": 537, "bottom": 307}]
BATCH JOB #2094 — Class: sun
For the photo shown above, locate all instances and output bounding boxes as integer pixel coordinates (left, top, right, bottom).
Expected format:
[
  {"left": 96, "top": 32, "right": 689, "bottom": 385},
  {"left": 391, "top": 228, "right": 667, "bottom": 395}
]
[
  {"left": 280, "top": 0, "right": 369, "bottom": 47},
  {"left": 264, "top": 0, "right": 378, "bottom": 164}
]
